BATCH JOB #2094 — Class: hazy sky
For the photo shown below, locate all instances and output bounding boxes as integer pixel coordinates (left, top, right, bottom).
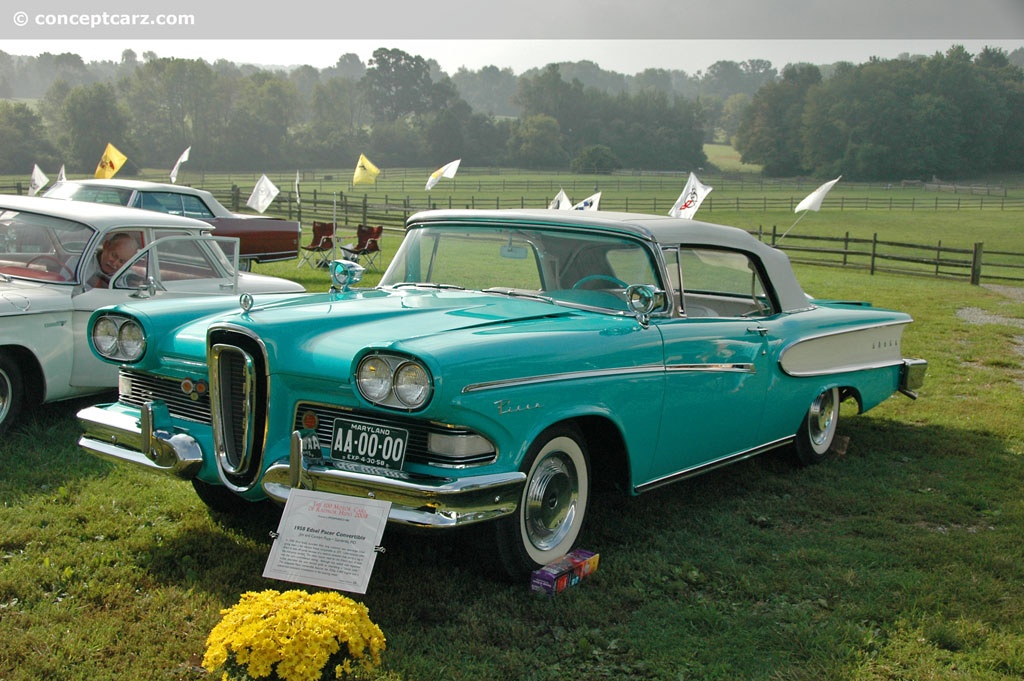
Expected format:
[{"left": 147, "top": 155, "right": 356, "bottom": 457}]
[{"left": 3, "top": 0, "right": 1022, "bottom": 75}]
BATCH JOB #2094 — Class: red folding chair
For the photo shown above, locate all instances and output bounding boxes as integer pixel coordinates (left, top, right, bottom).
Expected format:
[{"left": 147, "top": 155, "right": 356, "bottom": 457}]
[
  {"left": 297, "top": 221, "right": 335, "bottom": 269},
  {"left": 340, "top": 224, "right": 383, "bottom": 272}
]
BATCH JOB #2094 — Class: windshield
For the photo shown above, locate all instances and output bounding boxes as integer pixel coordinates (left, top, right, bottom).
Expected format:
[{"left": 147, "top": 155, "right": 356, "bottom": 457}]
[
  {"left": 44, "top": 182, "right": 132, "bottom": 206},
  {"left": 0, "top": 208, "right": 95, "bottom": 283},
  {"left": 380, "top": 224, "right": 662, "bottom": 313}
]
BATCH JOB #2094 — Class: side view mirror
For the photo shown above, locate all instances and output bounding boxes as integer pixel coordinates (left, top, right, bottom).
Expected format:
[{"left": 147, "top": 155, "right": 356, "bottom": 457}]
[{"left": 626, "top": 284, "right": 665, "bottom": 327}]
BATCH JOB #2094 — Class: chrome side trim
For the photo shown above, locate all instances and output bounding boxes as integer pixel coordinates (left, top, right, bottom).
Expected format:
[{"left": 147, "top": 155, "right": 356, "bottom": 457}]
[
  {"left": 634, "top": 436, "right": 794, "bottom": 494},
  {"left": 665, "top": 363, "right": 755, "bottom": 374},
  {"left": 463, "top": 362, "right": 757, "bottom": 394},
  {"left": 463, "top": 365, "right": 661, "bottom": 394}
]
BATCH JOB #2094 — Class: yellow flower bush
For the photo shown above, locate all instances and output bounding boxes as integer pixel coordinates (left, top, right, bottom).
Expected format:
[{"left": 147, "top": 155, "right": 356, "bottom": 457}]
[{"left": 202, "top": 589, "right": 386, "bottom": 681}]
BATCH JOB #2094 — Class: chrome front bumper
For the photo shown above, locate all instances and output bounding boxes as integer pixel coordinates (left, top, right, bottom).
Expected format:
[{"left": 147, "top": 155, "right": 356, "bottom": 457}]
[
  {"left": 77, "top": 402, "right": 203, "bottom": 479},
  {"left": 78, "top": 401, "right": 525, "bottom": 529},
  {"left": 260, "top": 430, "right": 527, "bottom": 529}
]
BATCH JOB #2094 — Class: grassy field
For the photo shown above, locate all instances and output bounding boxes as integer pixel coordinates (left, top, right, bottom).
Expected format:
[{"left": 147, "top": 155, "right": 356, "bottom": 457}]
[{"left": 2, "top": 170, "right": 1024, "bottom": 680}]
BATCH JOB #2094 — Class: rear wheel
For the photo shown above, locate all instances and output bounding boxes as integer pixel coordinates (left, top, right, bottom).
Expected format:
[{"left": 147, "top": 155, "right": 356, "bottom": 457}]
[
  {"left": 0, "top": 353, "right": 25, "bottom": 437},
  {"left": 794, "top": 387, "right": 840, "bottom": 465},
  {"left": 495, "top": 424, "right": 590, "bottom": 579}
]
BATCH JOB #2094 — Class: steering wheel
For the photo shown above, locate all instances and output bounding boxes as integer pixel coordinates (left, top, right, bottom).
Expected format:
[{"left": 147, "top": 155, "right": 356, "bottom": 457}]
[
  {"left": 27, "top": 254, "right": 73, "bottom": 280},
  {"left": 571, "top": 274, "right": 629, "bottom": 290}
]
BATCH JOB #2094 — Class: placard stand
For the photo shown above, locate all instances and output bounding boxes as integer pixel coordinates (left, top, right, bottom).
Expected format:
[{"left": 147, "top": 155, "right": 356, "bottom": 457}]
[{"left": 263, "top": 489, "right": 391, "bottom": 594}]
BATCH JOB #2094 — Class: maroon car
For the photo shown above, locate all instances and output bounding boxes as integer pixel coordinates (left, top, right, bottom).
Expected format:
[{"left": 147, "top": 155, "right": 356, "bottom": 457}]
[{"left": 44, "top": 179, "right": 301, "bottom": 269}]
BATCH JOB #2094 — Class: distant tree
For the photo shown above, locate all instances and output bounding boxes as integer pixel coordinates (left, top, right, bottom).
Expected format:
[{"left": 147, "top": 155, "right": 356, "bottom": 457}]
[
  {"left": 451, "top": 65, "right": 519, "bottom": 117},
  {"left": 362, "top": 48, "right": 438, "bottom": 123},
  {"left": 506, "top": 114, "right": 566, "bottom": 168},
  {"left": 325, "top": 53, "right": 366, "bottom": 82},
  {"left": 218, "top": 72, "right": 299, "bottom": 168},
  {"left": 720, "top": 93, "right": 751, "bottom": 143},
  {"left": 571, "top": 144, "right": 621, "bottom": 173},
  {"left": 120, "top": 58, "right": 222, "bottom": 169},
  {"left": 0, "top": 101, "right": 59, "bottom": 174},
  {"left": 736, "top": 64, "right": 821, "bottom": 176},
  {"left": 60, "top": 82, "right": 131, "bottom": 172}
]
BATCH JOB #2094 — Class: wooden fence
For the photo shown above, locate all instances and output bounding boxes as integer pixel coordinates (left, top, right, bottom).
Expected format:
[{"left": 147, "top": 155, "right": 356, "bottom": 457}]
[{"left": 4, "top": 180, "right": 1021, "bottom": 286}]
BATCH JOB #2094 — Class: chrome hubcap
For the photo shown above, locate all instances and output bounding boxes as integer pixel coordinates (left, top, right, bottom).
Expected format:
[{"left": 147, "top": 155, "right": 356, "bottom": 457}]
[{"left": 524, "top": 452, "right": 578, "bottom": 552}]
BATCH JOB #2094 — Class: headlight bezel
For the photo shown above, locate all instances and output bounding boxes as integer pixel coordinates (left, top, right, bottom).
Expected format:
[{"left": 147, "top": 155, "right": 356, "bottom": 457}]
[
  {"left": 355, "top": 352, "right": 433, "bottom": 411},
  {"left": 90, "top": 313, "right": 147, "bottom": 362}
]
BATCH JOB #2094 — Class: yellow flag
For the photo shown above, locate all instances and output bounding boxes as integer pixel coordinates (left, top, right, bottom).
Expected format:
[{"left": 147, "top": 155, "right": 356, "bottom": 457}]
[
  {"left": 352, "top": 153, "right": 380, "bottom": 185},
  {"left": 95, "top": 143, "right": 128, "bottom": 179}
]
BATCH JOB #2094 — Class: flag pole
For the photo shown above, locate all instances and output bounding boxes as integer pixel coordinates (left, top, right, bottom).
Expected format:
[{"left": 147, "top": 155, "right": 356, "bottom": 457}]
[{"left": 777, "top": 210, "right": 808, "bottom": 244}]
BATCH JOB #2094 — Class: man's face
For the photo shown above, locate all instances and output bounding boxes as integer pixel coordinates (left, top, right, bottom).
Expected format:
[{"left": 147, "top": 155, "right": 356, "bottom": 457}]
[{"left": 100, "top": 238, "right": 135, "bottom": 275}]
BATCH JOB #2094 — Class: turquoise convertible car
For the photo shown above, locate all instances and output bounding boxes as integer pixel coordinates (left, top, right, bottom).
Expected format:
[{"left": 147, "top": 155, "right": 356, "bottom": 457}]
[{"left": 77, "top": 209, "right": 926, "bottom": 577}]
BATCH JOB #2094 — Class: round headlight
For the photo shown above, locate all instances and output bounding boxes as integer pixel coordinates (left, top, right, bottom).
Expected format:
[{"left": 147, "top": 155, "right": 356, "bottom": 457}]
[
  {"left": 394, "top": 362, "right": 431, "bottom": 408},
  {"left": 117, "top": 320, "right": 146, "bottom": 361},
  {"left": 92, "top": 316, "right": 120, "bottom": 357},
  {"left": 357, "top": 356, "right": 393, "bottom": 402}
]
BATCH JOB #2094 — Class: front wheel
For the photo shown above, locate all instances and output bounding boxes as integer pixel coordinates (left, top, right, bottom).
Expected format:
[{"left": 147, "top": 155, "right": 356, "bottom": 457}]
[
  {"left": 0, "top": 353, "right": 25, "bottom": 437},
  {"left": 495, "top": 424, "right": 591, "bottom": 579},
  {"left": 793, "top": 387, "right": 840, "bottom": 465}
]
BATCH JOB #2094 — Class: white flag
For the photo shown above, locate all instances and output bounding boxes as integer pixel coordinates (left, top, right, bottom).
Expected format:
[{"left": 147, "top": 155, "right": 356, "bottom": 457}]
[
  {"left": 548, "top": 188, "right": 572, "bottom": 210},
  {"left": 169, "top": 146, "right": 191, "bottom": 184},
  {"left": 28, "top": 164, "right": 49, "bottom": 196},
  {"left": 572, "top": 192, "right": 601, "bottom": 211},
  {"left": 795, "top": 176, "right": 841, "bottom": 213},
  {"left": 668, "top": 172, "right": 712, "bottom": 219},
  {"left": 425, "top": 159, "right": 461, "bottom": 190},
  {"left": 246, "top": 174, "right": 280, "bottom": 213},
  {"left": 295, "top": 170, "right": 301, "bottom": 205},
  {"left": 56, "top": 164, "right": 66, "bottom": 183}
]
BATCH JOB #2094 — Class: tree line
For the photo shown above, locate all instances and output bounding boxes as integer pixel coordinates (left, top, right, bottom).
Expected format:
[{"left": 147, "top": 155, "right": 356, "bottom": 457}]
[
  {"left": 736, "top": 46, "right": 1024, "bottom": 179},
  {"left": 0, "top": 44, "right": 1022, "bottom": 181}
]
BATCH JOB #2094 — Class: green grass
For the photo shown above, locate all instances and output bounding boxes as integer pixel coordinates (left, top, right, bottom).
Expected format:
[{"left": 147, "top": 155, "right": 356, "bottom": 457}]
[{"left": 2, "top": 171, "right": 1024, "bottom": 680}]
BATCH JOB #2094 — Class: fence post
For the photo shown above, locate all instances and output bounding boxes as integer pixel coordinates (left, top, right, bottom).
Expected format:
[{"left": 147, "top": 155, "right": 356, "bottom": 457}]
[
  {"left": 870, "top": 233, "right": 878, "bottom": 275},
  {"left": 970, "top": 242, "right": 984, "bottom": 285},
  {"left": 843, "top": 231, "right": 850, "bottom": 266}
]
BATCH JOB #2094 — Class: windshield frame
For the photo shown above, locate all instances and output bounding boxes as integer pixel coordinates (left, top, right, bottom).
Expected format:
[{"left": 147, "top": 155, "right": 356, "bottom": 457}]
[{"left": 380, "top": 223, "right": 667, "bottom": 315}]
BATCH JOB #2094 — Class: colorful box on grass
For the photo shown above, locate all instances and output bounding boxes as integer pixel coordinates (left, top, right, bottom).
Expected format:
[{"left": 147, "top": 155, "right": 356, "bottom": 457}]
[{"left": 530, "top": 549, "right": 599, "bottom": 595}]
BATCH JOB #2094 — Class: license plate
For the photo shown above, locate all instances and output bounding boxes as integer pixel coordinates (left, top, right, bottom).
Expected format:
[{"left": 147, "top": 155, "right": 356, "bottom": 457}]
[{"left": 330, "top": 417, "right": 408, "bottom": 470}]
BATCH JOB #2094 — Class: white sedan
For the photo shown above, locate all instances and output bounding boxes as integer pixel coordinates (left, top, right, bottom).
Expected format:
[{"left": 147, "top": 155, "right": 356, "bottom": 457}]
[{"left": 0, "top": 194, "right": 305, "bottom": 435}]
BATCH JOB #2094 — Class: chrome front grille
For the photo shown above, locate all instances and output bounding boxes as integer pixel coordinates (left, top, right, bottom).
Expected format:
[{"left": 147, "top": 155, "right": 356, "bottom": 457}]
[
  {"left": 119, "top": 369, "right": 212, "bottom": 424},
  {"left": 210, "top": 344, "right": 254, "bottom": 475},
  {"left": 208, "top": 327, "right": 269, "bottom": 491}
]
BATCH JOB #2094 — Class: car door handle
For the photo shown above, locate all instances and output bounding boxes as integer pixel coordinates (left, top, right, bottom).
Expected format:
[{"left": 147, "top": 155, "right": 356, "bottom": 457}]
[{"left": 747, "top": 325, "right": 769, "bottom": 336}]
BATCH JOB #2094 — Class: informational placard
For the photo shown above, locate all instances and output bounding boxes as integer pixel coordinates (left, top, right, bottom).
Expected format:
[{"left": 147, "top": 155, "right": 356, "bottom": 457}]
[{"left": 263, "top": 489, "right": 391, "bottom": 594}]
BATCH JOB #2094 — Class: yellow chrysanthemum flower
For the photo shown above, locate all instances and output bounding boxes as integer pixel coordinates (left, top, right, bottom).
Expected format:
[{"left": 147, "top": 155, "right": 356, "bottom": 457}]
[{"left": 202, "top": 589, "right": 386, "bottom": 681}]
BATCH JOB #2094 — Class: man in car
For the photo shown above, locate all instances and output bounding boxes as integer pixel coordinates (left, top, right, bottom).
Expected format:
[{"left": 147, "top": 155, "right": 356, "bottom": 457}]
[{"left": 87, "top": 232, "right": 139, "bottom": 288}]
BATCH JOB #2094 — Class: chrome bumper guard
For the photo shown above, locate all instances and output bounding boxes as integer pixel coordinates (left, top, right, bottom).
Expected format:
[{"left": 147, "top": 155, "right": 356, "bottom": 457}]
[
  {"left": 261, "top": 430, "right": 526, "bottom": 529},
  {"left": 899, "top": 358, "right": 928, "bottom": 399},
  {"left": 76, "top": 402, "right": 203, "bottom": 479}
]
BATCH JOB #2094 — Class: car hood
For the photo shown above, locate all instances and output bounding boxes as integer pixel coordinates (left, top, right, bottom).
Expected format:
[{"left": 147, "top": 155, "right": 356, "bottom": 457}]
[
  {"left": 150, "top": 288, "right": 587, "bottom": 373},
  {"left": 0, "top": 278, "right": 70, "bottom": 316}
]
